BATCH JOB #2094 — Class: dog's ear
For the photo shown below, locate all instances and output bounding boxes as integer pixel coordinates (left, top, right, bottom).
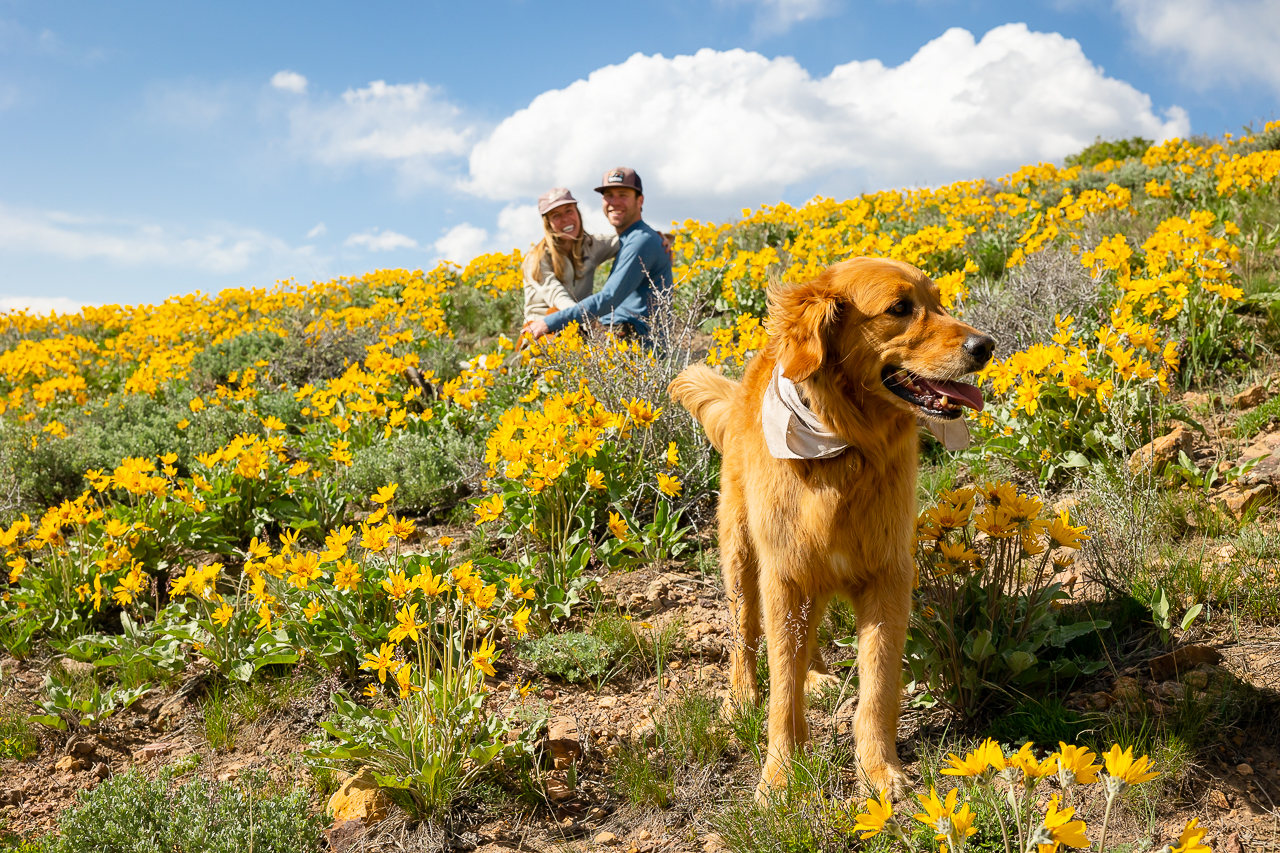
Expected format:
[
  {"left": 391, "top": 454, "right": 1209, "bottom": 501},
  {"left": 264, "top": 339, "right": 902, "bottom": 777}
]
[{"left": 767, "top": 277, "right": 841, "bottom": 382}]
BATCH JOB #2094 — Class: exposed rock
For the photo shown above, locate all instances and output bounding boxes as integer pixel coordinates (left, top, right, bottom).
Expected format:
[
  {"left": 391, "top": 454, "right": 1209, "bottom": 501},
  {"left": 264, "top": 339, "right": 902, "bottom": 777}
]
[
  {"left": 92, "top": 762, "right": 111, "bottom": 780},
  {"left": 1234, "top": 384, "right": 1270, "bottom": 410},
  {"left": 1087, "top": 692, "right": 1114, "bottom": 711},
  {"left": 1237, "top": 763, "right": 1254, "bottom": 775},
  {"left": 630, "top": 720, "right": 657, "bottom": 748},
  {"left": 594, "top": 831, "right": 619, "bottom": 846},
  {"left": 597, "top": 696, "right": 617, "bottom": 708},
  {"left": 132, "top": 740, "right": 179, "bottom": 764},
  {"left": 645, "top": 578, "right": 669, "bottom": 604},
  {"left": 0, "top": 788, "right": 23, "bottom": 807},
  {"left": 1149, "top": 645, "right": 1222, "bottom": 681},
  {"left": 1128, "top": 426, "right": 1192, "bottom": 476},
  {"left": 55, "top": 756, "right": 84, "bottom": 773},
  {"left": 1186, "top": 670, "right": 1210, "bottom": 690},
  {"left": 1223, "top": 832, "right": 1245, "bottom": 853},
  {"left": 546, "top": 715, "right": 582, "bottom": 769},
  {"left": 704, "top": 833, "right": 728, "bottom": 853},
  {"left": 55, "top": 657, "right": 96, "bottom": 680},
  {"left": 327, "top": 767, "right": 392, "bottom": 825},
  {"left": 1154, "top": 681, "right": 1185, "bottom": 702},
  {"left": 1112, "top": 676, "right": 1143, "bottom": 705},
  {"left": 545, "top": 771, "right": 575, "bottom": 803},
  {"left": 1215, "top": 483, "right": 1275, "bottom": 518},
  {"left": 1209, "top": 788, "right": 1231, "bottom": 809},
  {"left": 66, "top": 737, "right": 96, "bottom": 758}
]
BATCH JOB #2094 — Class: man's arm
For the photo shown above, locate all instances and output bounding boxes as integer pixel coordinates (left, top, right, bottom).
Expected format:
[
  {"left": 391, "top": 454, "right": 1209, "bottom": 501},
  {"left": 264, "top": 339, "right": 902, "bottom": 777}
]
[{"left": 546, "top": 234, "right": 657, "bottom": 333}]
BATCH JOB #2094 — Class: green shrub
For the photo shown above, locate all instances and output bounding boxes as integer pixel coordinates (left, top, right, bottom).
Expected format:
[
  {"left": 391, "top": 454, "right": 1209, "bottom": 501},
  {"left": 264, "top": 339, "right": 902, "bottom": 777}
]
[
  {"left": 51, "top": 767, "right": 323, "bottom": 853},
  {"left": 521, "top": 631, "right": 618, "bottom": 684},
  {"left": 187, "top": 331, "right": 286, "bottom": 388},
  {"left": 1064, "top": 136, "right": 1153, "bottom": 169},
  {"left": 0, "top": 702, "right": 39, "bottom": 760},
  {"left": 344, "top": 430, "right": 473, "bottom": 514}
]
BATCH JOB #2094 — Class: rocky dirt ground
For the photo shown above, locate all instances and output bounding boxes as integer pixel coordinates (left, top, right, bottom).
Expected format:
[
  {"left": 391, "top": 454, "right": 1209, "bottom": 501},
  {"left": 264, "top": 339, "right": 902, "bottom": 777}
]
[{"left": 7, "top": 384, "right": 1280, "bottom": 851}]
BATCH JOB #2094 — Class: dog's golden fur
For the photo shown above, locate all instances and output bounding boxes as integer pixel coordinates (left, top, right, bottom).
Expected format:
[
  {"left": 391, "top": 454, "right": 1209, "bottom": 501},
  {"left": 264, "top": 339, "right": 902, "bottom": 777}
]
[{"left": 669, "top": 257, "right": 992, "bottom": 797}]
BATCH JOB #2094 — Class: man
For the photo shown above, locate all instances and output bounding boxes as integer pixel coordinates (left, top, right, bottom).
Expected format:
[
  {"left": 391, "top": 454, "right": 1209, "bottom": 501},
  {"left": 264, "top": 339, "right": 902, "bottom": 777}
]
[{"left": 526, "top": 167, "right": 673, "bottom": 340}]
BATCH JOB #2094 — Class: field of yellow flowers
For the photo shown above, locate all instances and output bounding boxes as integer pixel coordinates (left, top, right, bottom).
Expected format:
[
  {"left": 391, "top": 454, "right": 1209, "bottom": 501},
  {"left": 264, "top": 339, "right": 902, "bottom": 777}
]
[{"left": 1, "top": 125, "right": 1280, "bottom": 852}]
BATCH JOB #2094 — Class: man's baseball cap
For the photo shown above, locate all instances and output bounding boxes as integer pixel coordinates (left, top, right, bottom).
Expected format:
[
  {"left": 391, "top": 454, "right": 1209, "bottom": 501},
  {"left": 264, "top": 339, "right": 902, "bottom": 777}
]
[
  {"left": 595, "top": 167, "right": 642, "bottom": 195},
  {"left": 537, "top": 187, "right": 578, "bottom": 216}
]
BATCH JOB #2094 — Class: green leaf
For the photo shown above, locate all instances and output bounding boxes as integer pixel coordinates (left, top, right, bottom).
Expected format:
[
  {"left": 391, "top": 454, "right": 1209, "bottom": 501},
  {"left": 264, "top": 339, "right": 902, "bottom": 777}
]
[
  {"left": 963, "top": 629, "right": 995, "bottom": 662},
  {"left": 1180, "top": 604, "right": 1203, "bottom": 630},
  {"left": 1004, "top": 650, "right": 1036, "bottom": 676}
]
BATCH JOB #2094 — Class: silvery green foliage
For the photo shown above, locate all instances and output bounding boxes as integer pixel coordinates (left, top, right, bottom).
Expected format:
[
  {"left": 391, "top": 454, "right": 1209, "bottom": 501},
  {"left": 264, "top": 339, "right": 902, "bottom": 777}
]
[{"left": 53, "top": 768, "right": 323, "bottom": 853}]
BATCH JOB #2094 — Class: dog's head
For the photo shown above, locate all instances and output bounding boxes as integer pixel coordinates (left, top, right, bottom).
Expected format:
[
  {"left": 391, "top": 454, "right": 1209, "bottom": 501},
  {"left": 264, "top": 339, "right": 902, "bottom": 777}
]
[{"left": 767, "top": 257, "right": 994, "bottom": 424}]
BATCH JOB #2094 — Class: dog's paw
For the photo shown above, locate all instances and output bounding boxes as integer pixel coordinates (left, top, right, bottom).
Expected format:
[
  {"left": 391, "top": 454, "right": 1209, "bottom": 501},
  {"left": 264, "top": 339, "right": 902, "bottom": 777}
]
[
  {"left": 803, "top": 670, "right": 838, "bottom": 694},
  {"left": 754, "top": 758, "right": 789, "bottom": 804},
  {"left": 862, "top": 761, "right": 910, "bottom": 800}
]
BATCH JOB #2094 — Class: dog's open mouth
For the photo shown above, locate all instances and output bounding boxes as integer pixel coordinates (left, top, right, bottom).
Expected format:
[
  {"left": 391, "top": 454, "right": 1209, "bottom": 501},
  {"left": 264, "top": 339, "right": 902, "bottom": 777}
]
[{"left": 882, "top": 366, "right": 984, "bottom": 420}]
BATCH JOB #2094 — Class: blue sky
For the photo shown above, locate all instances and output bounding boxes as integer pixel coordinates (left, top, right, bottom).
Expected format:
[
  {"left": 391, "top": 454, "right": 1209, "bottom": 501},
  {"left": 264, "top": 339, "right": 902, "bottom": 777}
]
[{"left": 0, "top": 0, "right": 1277, "bottom": 311}]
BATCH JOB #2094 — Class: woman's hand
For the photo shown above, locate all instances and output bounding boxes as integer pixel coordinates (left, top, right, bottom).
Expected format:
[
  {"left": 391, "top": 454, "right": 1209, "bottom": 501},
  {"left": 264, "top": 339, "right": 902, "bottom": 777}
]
[{"left": 526, "top": 318, "right": 551, "bottom": 339}]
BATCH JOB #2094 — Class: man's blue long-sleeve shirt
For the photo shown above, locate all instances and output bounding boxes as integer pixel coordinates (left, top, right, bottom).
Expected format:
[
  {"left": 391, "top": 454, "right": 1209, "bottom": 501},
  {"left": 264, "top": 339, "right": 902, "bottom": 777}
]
[{"left": 544, "top": 219, "right": 672, "bottom": 338}]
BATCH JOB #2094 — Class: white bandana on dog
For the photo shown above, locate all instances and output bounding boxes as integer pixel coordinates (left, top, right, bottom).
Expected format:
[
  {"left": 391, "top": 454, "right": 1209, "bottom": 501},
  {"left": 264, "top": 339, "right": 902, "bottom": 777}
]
[
  {"left": 762, "top": 362, "right": 972, "bottom": 459},
  {"left": 762, "top": 363, "right": 850, "bottom": 460}
]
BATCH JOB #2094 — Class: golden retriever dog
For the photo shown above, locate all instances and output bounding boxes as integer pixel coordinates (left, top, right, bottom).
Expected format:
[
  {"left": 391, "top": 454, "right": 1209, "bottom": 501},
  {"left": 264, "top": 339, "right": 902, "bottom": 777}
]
[{"left": 668, "top": 257, "right": 993, "bottom": 798}]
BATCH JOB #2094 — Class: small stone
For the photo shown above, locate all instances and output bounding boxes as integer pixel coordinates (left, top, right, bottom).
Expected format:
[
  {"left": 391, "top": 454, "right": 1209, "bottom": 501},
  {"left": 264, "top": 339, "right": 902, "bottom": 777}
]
[
  {"left": 1183, "top": 391, "right": 1222, "bottom": 410},
  {"left": 1238, "top": 763, "right": 1254, "bottom": 775},
  {"left": 1186, "top": 670, "right": 1209, "bottom": 690},
  {"left": 546, "top": 772, "right": 575, "bottom": 803},
  {"left": 1209, "top": 788, "right": 1231, "bottom": 809},
  {"left": 1088, "top": 691, "right": 1114, "bottom": 711},
  {"left": 0, "top": 788, "right": 23, "bottom": 807},
  {"left": 597, "top": 696, "right": 617, "bottom": 708},
  {"left": 645, "top": 578, "right": 669, "bottom": 604},
  {"left": 1155, "top": 681, "right": 1185, "bottom": 702},
  {"left": 631, "top": 721, "right": 657, "bottom": 747},
  {"left": 68, "top": 738, "right": 97, "bottom": 758},
  {"left": 546, "top": 716, "right": 582, "bottom": 769},
  {"left": 668, "top": 659, "right": 682, "bottom": 670},
  {"left": 92, "top": 762, "right": 110, "bottom": 780},
  {"left": 698, "top": 665, "right": 720, "bottom": 682},
  {"left": 1234, "top": 384, "right": 1270, "bottom": 410},
  {"left": 594, "top": 831, "right": 619, "bottom": 846},
  {"left": 637, "top": 829, "right": 652, "bottom": 841},
  {"left": 55, "top": 756, "right": 84, "bottom": 773},
  {"left": 704, "top": 832, "right": 728, "bottom": 853}
]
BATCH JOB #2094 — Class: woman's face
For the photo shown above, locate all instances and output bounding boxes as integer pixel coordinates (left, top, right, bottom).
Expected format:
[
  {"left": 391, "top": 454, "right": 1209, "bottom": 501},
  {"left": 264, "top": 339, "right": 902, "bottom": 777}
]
[{"left": 547, "top": 205, "right": 581, "bottom": 241}]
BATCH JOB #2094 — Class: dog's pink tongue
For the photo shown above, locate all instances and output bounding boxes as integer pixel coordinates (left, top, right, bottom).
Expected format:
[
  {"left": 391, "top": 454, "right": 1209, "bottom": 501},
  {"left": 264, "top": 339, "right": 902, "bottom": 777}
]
[{"left": 918, "top": 378, "right": 985, "bottom": 412}]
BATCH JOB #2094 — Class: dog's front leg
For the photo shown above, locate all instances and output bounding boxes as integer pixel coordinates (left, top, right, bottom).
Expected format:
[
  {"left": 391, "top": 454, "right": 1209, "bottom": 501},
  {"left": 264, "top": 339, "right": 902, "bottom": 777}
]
[
  {"left": 851, "top": 565, "right": 911, "bottom": 798},
  {"left": 756, "top": 576, "right": 810, "bottom": 801}
]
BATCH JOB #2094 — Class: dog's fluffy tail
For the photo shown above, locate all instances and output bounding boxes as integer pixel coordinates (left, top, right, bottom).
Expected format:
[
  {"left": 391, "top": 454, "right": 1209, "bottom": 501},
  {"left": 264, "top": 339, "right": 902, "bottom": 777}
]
[{"left": 668, "top": 365, "right": 738, "bottom": 452}]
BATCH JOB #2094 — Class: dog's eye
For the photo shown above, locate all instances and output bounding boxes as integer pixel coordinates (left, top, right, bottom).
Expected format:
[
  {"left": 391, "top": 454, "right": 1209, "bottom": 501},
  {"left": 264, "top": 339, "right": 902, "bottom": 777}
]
[{"left": 887, "top": 299, "right": 913, "bottom": 317}]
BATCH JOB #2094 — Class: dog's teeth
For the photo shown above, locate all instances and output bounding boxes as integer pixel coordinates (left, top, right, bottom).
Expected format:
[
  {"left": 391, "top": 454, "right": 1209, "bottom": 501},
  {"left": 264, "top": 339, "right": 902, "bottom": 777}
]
[{"left": 940, "top": 395, "right": 950, "bottom": 408}]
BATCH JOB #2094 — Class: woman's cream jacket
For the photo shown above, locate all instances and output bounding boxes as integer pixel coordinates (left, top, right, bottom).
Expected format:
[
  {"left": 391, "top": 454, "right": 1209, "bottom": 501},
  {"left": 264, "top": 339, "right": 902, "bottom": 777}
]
[{"left": 522, "top": 233, "right": 619, "bottom": 322}]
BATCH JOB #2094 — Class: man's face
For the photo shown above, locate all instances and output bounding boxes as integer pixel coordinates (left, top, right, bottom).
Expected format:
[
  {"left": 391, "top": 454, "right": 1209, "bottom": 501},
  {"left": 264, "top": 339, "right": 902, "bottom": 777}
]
[{"left": 601, "top": 187, "right": 642, "bottom": 230}]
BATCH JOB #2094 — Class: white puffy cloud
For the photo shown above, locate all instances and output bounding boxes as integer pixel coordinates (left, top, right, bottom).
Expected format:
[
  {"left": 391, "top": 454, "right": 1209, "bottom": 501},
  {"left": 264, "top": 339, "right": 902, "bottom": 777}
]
[
  {"left": 306, "top": 222, "right": 326, "bottom": 239},
  {"left": 431, "top": 203, "right": 547, "bottom": 265},
  {"left": 271, "top": 70, "right": 309, "bottom": 94},
  {"left": 464, "top": 25, "right": 1188, "bottom": 224},
  {"left": 0, "top": 202, "right": 304, "bottom": 273},
  {"left": 1114, "top": 0, "right": 1280, "bottom": 92},
  {"left": 287, "top": 80, "right": 473, "bottom": 183},
  {"left": 344, "top": 228, "right": 418, "bottom": 251},
  {"left": 0, "top": 295, "right": 97, "bottom": 315},
  {"left": 433, "top": 223, "right": 489, "bottom": 264}
]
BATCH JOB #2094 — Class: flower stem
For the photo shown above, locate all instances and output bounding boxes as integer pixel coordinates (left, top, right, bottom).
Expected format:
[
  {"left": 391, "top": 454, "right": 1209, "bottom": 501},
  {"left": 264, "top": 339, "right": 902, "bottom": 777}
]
[{"left": 1097, "top": 792, "right": 1115, "bottom": 853}]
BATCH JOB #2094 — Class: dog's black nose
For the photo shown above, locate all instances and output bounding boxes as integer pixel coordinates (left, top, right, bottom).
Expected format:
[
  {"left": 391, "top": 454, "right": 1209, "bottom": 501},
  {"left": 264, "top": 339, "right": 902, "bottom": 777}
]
[{"left": 963, "top": 334, "right": 996, "bottom": 365}]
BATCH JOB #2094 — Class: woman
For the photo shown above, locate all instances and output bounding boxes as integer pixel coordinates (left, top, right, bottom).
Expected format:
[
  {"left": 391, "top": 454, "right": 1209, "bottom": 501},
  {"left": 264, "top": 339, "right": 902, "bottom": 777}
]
[{"left": 522, "top": 187, "right": 619, "bottom": 325}]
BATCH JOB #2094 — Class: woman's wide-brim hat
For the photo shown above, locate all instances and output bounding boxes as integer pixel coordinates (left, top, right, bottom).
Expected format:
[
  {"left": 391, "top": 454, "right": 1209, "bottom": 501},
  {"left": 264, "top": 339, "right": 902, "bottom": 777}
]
[{"left": 538, "top": 187, "right": 578, "bottom": 216}]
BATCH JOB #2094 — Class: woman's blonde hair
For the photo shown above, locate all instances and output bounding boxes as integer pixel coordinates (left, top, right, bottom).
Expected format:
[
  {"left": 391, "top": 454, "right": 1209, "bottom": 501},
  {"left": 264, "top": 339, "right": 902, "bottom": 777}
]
[{"left": 524, "top": 205, "right": 585, "bottom": 284}]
